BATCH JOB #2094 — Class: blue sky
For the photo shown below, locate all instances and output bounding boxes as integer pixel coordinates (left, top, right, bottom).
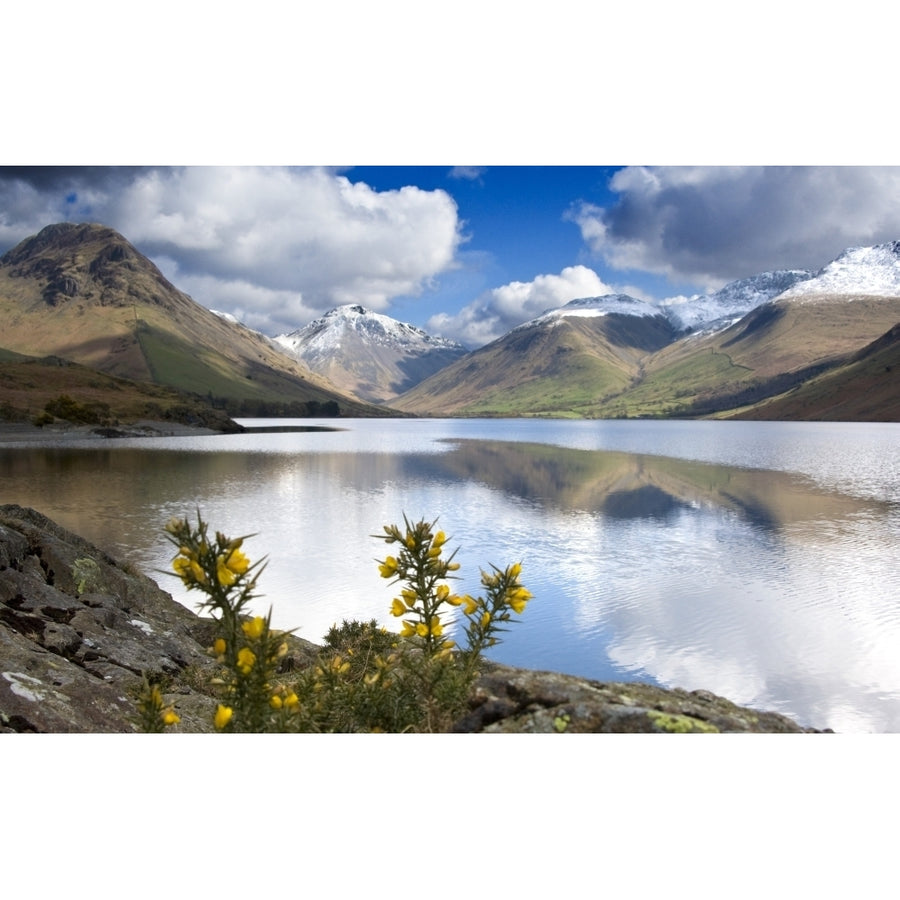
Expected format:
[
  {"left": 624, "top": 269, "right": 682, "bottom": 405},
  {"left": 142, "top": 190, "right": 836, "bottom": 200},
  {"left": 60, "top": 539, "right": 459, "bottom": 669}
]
[{"left": 3, "top": 165, "right": 900, "bottom": 347}]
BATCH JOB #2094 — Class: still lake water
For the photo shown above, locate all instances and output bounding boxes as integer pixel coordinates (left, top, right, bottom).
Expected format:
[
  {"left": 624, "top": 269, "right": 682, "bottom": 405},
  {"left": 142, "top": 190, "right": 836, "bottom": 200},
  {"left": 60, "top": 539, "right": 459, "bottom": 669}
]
[{"left": 1, "top": 417, "right": 898, "bottom": 733}]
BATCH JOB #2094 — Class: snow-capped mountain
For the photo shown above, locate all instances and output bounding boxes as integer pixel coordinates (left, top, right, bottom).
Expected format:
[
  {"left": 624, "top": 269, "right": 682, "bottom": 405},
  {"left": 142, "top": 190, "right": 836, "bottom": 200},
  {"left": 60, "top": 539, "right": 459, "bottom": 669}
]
[
  {"left": 276, "top": 304, "right": 464, "bottom": 357},
  {"left": 659, "top": 270, "right": 814, "bottom": 333},
  {"left": 527, "top": 293, "right": 663, "bottom": 327},
  {"left": 777, "top": 241, "right": 900, "bottom": 301},
  {"left": 519, "top": 274, "right": 818, "bottom": 339},
  {"left": 517, "top": 240, "right": 899, "bottom": 339},
  {"left": 274, "top": 304, "right": 468, "bottom": 403}
]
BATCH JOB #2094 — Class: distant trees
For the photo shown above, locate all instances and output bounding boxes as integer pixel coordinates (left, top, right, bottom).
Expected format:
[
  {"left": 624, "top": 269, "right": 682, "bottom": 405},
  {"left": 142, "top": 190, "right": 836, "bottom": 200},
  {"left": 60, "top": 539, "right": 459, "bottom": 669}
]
[
  {"left": 225, "top": 398, "right": 341, "bottom": 418},
  {"left": 40, "top": 394, "right": 110, "bottom": 425}
]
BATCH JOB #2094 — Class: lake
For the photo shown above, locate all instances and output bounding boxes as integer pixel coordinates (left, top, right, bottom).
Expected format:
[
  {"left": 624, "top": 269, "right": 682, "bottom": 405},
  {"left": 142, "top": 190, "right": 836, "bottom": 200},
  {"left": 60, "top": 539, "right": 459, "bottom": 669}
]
[{"left": 2, "top": 417, "right": 898, "bottom": 733}]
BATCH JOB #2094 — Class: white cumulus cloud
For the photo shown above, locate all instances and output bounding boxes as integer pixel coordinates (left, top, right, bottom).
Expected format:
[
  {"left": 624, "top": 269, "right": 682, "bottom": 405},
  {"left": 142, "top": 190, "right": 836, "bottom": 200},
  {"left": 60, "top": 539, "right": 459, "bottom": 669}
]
[
  {"left": 428, "top": 264, "right": 614, "bottom": 347},
  {"left": 0, "top": 166, "right": 463, "bottom": 336}
]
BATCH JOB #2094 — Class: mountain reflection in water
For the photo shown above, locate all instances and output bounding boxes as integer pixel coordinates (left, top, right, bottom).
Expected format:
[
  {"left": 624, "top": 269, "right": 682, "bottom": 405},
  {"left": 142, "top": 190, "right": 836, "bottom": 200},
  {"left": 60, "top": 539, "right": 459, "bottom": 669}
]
[
  {"left": 1, "top": 421, "right": 898, "bottom": 732},
  {"left": 430, "top": 438, "right": 878, "bottom": 535}
]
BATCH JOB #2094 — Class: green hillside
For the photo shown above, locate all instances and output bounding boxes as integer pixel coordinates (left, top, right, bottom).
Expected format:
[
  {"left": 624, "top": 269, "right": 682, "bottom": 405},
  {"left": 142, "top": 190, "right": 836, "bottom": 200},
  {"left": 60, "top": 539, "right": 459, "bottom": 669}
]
[
  {"left": 727, "top": 322, "right": 900, "bottom": 421},
  {"left": 0, "top": 223, "right": 386, "bottom": 419},
  {"left": 394, "top": 313, "right": 676, "bottom": 417},
  {"left": 395, "top": 294, "right": 900, "bottom": 421}
]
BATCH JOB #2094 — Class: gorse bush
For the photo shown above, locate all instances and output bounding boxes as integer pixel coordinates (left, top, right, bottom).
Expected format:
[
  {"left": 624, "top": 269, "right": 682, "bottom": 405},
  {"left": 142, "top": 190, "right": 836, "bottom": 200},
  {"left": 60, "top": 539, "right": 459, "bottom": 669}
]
[
  {"left": 159, "top": 514, "right": 300, "bottom": 732},
  {"left": 43, "top": 393, "right": 109, "bottom": 425},
  {"left": 138, "top": 512, "right": 532, "bottom": 733}
]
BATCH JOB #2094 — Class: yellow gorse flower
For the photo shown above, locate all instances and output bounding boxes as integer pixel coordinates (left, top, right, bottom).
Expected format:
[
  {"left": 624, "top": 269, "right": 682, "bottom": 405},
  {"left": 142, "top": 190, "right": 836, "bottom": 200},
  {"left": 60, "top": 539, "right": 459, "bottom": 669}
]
[
  {"left": 379, "top": 556, "right": 399, "bottom": 578},
  {"left": 329, "top": 656, "right": 351, "bottom": 675},
  {"left": 508, "top": 586, "right": 533, "bottom": 615},
  {"left": 216, "top": 556, "right": 236, "bottom": 586},
  {"left": 390, "top": 598, "right": 406, "bottom": 617},
  {"left": 236, "top": 647, "right": 256, "bottom": 675},
  {"left": 225, "top": 547, "right": 250, "bottom": 575},
  {"left": 509, "top": 596, "right": 528, "bottom": 615},
  {"left": 162, "top": 709, "right": 181, "bottom": 726},
  {"left": 216, "top": 547, "right": 251, "bottom": 586},
  {"left": 173, "top": 554, "right": 206, "bottom": 585},
  {"left": 213, "top": 638, "right": 227, "bottom": 656},
  {"left": 242, "top": 616, "right": 266, "bottom": 640},
  {"left": 214, "top": 705, "right": 233, "bottom": 729}
]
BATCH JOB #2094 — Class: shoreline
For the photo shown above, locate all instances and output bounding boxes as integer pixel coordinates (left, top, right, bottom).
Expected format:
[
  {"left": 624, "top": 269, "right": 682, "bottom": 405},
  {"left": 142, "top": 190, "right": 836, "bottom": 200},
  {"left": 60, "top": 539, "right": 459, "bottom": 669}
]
[
  {"left": 0, "top": 419, "right": 222, "bottom": 444},
  {"left": 0, "top": 420, "right": 347, "bottom": 444}
]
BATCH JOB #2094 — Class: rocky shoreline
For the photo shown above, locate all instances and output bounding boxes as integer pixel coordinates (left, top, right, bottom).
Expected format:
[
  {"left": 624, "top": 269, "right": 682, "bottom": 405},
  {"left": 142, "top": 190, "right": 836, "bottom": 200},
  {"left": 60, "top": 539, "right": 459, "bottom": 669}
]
[{"left": 0, "top": 504, "right": 826, "bottom": 733}]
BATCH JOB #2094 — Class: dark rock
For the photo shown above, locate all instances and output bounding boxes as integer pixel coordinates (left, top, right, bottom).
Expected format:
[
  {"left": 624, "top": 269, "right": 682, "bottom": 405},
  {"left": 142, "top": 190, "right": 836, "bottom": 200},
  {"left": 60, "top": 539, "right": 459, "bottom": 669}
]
[
  {"left": 42, "top": 273, "right": 79, "bottom": 304},
  {"left": 453, "top": 665, "right": 823, "bottom": 733},
  {"left": 0, "top": 504, "right": 221, "bottom": 732}
]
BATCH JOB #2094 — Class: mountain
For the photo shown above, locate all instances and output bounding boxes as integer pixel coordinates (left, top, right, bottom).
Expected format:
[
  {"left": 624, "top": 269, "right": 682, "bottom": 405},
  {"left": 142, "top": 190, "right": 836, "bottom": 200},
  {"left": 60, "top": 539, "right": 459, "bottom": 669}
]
[
  {"left": 624, "top": 242, "right": 900, "bottom": 418},
  {"left": 394, "top": 243, "right": 900, "bottom": 420},
  {"left": 392, "top": 295, "right": 678, "bottom": 416},
  {"left": 273, "top": 304, "right": 468, "bottom": 403},
  {"left": 0, "top": 223, "right": 380, "bottom": 417},
  {"left": 659, "top": 269, "right": 814, "bottom": 333}
]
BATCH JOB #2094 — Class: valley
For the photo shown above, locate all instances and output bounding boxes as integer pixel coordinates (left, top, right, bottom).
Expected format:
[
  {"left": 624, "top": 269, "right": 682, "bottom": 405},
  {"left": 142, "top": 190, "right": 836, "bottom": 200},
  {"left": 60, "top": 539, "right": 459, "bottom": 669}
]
[{"left": 0, "top": 222, "right": 898, "bottom": 425}]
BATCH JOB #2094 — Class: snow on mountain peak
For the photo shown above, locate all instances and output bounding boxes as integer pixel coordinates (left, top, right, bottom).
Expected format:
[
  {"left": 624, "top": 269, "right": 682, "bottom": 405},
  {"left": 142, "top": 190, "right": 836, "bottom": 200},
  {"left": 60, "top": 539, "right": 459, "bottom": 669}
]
[
  {"left": 513, "top": 240, "right": 898, "bottom": 339},
  {"left": 522, "top": 294, "right": 662, "bottom": 330},
  {"left": 777, "top": 240, "right": 900, "bottom": 300},
  {"left": 272, "top": 304, "right": 468, "bottom": 404},
  {"left": 274, "top": 304, "right": 464, "bottom": 358},
  {"left": 660, "top": 270, "right": 814, "bottom": 333}
]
